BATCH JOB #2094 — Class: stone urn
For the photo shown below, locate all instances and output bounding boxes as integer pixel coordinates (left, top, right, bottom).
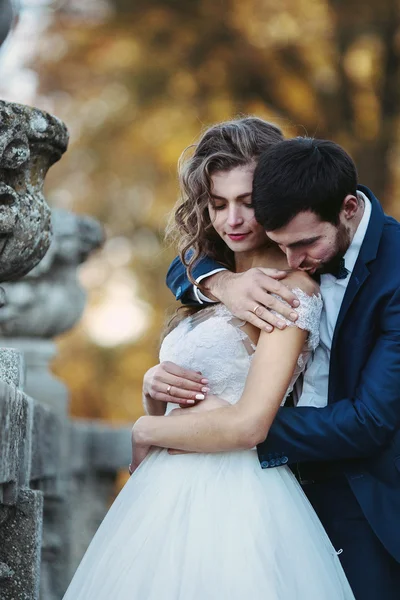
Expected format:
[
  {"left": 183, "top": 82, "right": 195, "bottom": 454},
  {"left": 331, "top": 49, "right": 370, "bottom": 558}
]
[{"left": 0, "top": 100, "right": 69, "bottom": 280}]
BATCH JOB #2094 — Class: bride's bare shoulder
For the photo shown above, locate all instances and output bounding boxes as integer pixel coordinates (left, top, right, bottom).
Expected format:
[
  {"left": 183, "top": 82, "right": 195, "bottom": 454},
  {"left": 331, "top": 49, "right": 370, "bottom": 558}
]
[{"left": 283, "top": 270, "right": 320, "bottom": 297}]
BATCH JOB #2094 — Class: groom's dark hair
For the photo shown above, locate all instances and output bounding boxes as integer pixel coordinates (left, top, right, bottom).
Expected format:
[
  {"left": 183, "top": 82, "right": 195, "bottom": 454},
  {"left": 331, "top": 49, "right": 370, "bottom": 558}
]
[{"left": 252, "top": 137, "right": 358, "bottom": 231}]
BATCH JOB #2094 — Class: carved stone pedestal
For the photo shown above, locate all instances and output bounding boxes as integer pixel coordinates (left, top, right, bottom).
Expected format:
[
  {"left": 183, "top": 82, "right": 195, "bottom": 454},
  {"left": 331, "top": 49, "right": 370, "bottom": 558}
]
[
  {"left": 0, "top": 99, "right": 133, "bottom": 599},
  {"left": 0, "top": 99, "right": 65, "bottom": 600}
]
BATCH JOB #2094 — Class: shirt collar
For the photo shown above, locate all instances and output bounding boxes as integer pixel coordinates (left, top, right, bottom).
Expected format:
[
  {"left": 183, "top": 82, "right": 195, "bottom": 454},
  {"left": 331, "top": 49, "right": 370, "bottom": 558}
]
[{"left": 343, "top": 190, "right": 371, "bottom": 275}]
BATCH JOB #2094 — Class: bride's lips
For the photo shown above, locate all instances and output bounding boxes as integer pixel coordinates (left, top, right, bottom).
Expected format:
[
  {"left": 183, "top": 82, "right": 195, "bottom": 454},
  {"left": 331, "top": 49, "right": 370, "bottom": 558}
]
[{"left": 227, "top": 233, "right": 250, "bottom": 242}]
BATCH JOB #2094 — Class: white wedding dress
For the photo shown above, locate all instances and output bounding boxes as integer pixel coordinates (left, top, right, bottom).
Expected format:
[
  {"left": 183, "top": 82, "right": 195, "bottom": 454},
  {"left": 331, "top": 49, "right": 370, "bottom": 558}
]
[{"left": 63, "top": 292, "right": 354, "bottom": 599}]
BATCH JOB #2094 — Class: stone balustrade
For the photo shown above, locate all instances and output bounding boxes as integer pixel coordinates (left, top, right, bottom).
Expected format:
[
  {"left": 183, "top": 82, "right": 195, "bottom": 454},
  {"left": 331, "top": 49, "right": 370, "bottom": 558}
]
[
  {"left": 0, "top": 100, "right": 133, "bottom": 599},
  {"left": 0, "top": 350, "right": 50, "bottom": 599}
]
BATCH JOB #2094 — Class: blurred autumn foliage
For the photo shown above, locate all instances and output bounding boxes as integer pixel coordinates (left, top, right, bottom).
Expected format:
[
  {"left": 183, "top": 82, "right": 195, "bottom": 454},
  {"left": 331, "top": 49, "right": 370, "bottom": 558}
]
[{"left": 20, "top": 0, "right": 400, "bottom": 422}]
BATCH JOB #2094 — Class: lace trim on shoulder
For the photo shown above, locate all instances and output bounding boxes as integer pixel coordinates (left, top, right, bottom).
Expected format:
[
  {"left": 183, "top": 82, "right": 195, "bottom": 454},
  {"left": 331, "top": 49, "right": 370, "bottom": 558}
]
[
  {"left": 189, "top": 303, "right": 256, "bottom": 355},
  {"left": 188, "top": 303, "right": 228, "bottom": 327},
  {"left": 271, "top": 288, "right": 322, "bottom": 351}
]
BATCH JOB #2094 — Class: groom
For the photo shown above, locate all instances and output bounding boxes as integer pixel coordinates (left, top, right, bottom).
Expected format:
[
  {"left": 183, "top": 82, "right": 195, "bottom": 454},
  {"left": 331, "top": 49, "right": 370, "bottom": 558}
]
[{"left": 147, "top": 137, "right": 400, "bottom": 599}]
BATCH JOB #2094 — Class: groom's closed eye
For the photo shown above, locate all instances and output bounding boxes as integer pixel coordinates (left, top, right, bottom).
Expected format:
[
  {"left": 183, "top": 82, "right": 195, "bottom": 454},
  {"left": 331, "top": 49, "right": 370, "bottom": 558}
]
[{"left": 285, "top": 236, "right": 321, "bottom": 249}]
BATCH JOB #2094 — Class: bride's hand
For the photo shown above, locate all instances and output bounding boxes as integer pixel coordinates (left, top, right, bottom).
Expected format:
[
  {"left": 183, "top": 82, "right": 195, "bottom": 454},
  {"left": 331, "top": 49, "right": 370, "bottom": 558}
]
[{"left": 143, "top": 361, "right": 209, "bottom": 407}]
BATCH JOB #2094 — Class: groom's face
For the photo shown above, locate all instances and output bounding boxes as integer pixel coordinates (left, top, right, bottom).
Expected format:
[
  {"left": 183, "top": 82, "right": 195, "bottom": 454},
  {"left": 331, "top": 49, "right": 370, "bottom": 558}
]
[{"left": 266, "top": 209, "right": 351, "bottom": 274}]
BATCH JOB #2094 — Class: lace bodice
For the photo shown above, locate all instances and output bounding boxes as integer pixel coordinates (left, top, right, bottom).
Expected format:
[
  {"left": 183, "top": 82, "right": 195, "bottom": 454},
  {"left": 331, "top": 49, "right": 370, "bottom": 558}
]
[{"left": 160, "top": 289, "right": 322, "bottom": 413}]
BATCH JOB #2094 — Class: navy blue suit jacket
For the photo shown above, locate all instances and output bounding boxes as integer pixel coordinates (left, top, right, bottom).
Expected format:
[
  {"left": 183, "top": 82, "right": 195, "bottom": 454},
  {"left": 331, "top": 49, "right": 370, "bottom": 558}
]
[{"left": 166, "top": 185, "right": 400, "bottom": 561}]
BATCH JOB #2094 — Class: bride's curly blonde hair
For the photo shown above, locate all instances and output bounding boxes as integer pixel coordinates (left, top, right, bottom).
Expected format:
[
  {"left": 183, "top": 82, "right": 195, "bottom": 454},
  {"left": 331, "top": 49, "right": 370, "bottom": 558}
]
[{"left": 166, "top": 116, "right": 284, "bottom": 287}]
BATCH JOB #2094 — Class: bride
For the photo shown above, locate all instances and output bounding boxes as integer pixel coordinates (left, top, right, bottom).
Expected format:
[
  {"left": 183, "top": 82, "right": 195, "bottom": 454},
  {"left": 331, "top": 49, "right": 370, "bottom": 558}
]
[{"left": 63, "top": 117, "right": 354, "bottom": 599}]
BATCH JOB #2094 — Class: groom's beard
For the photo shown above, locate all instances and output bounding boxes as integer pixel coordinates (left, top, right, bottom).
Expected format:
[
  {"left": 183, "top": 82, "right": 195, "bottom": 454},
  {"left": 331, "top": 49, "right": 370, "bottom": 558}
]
[{"left": 317, "top": 223, "right": 352, "bottom": 275}]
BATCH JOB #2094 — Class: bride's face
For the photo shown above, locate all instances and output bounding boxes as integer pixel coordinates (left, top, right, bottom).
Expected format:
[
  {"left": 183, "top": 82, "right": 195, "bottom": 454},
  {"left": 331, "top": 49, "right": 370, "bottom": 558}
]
[{"left": 208, "top": 165, "right": 268, "bottom": 253}]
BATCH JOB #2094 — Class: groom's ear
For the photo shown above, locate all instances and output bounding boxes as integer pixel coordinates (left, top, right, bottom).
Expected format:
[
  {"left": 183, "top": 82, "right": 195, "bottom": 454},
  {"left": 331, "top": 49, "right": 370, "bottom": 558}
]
[{"left": 341, "top": 195, "right": 359, "bottom": 220}]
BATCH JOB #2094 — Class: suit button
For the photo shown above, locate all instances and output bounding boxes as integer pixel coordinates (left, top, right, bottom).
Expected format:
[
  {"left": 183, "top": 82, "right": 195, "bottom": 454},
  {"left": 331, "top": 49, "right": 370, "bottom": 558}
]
[
  {"left": 275, "top": 459, "right": 282, "bottom": 466},
  {"left": 281, "top": 456, "right": 288, "bottom": 464},
  {"left": 269, "top": 459, "right": 276, "bottom": 467},
  {"left": 260, "top": 460, "right": 269, "bottom": 469}
]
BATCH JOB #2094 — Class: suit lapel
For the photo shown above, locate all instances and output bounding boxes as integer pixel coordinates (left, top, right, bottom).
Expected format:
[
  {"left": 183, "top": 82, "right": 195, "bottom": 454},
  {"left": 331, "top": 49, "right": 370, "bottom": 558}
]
[
  {"left": 330, "top": 185, "right": 385, "bottom": 360},
  {"left": 331, "top": 262, "right": 369, "bottom": 352}
]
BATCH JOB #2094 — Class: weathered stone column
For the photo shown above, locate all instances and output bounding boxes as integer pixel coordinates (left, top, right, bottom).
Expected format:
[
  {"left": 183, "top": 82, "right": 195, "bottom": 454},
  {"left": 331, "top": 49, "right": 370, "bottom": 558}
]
[
  {"left": 0, "top": 356, "right": 43, "bottom": 600},
  {"left": 0, "top": 99, "right": 63, "bottom": 600},
  {"left": 0, "top": 207, "right": 104, "bottom": 599}
]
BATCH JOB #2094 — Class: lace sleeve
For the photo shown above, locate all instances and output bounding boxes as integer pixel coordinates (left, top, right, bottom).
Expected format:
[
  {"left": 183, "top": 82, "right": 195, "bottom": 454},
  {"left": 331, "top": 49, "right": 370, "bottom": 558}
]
[{"left": 271, "top": 288, "right": 323, "bottom": 351}]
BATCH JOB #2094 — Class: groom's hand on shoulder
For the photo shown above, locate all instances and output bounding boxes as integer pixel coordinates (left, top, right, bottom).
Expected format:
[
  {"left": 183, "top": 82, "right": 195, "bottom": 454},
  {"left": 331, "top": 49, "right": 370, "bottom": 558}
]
[{"left": 206, "top": 268, "right": 300, "bottom": 332}]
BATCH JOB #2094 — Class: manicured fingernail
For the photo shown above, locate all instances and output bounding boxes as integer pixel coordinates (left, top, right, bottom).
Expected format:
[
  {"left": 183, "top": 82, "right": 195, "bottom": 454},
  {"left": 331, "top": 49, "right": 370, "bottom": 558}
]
[
  {"left": 201, "top": 387, "right": 210, "bottom": 393},
  {"left": 292, "top": 300, "right": 300, "bottom": 307},
  {"left": 187, "top": 400, "right": 195, "bottom": 405},
  {"left": 290, "top": 312, "right": 298, "bottom": 321},
  {"left": 277, "top": 321, "right": 286, "bottom": 329},
  {"left": 265, "top": 325, "right": 273, "bottom": 332},
  {"left": 201, "top": 378, "right": 209, "bottom": 384},
  {"left": 195, "top": 394, "right": 205, "bottom": 400}
]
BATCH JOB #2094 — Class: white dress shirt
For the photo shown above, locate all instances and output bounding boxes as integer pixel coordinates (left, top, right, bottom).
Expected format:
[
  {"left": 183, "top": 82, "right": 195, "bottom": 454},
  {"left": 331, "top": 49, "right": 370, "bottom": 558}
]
[{"left": 297, "top": 192, "right": 372, "bottom": 407}]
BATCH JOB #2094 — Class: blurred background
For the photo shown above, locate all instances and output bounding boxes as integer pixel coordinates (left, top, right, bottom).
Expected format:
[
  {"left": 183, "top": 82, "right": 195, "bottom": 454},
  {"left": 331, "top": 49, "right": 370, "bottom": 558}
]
[{"left": 1, "top": 0, "right": 400, "bottom": 426}]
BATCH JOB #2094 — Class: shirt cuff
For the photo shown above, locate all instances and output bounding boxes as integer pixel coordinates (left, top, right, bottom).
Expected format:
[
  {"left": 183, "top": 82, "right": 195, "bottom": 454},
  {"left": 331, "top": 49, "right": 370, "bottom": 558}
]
[{"left": 194, "top": 268, "right": 227, "bottom": 304}]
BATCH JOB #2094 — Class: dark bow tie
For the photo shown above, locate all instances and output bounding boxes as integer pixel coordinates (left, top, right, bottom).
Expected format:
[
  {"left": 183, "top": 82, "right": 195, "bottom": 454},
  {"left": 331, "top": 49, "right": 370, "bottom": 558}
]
[{"left": 325, "top": 257, "right": 349, "bottom": 280}]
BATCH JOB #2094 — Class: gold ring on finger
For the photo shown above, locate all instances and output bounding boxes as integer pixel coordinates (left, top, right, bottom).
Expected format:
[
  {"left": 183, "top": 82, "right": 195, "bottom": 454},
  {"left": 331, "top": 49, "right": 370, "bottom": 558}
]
[
  {"left": 252, "top": 304, "right": 262, "bottom": 316},
  {"left": 167, "top": 385, "right": 171, "bottom": 395}
]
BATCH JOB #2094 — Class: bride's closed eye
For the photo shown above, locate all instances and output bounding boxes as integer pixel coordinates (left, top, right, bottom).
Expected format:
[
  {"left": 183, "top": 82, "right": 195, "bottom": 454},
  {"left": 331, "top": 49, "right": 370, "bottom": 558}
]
[
  {"left": 211, "top": 201, "right": 254, "bottom": 211},
  {"left": 213, "top": 204, "right": 227, "bottom": 211}
]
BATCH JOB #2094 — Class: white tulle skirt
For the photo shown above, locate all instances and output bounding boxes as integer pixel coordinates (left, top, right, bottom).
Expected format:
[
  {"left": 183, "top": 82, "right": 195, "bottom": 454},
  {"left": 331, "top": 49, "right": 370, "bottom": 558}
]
[{"left": 63, "top": 448, "right": 354, "bottom": 599}]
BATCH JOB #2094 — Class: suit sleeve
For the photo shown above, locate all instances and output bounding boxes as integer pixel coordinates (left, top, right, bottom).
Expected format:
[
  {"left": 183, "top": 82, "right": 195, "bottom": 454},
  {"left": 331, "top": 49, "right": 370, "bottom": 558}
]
[
  {"left": 166, "top": 254, "right": 225, "bottom": 305},
  {"left": 258, "top": 286, "right": 400, "bottom": 464}
]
